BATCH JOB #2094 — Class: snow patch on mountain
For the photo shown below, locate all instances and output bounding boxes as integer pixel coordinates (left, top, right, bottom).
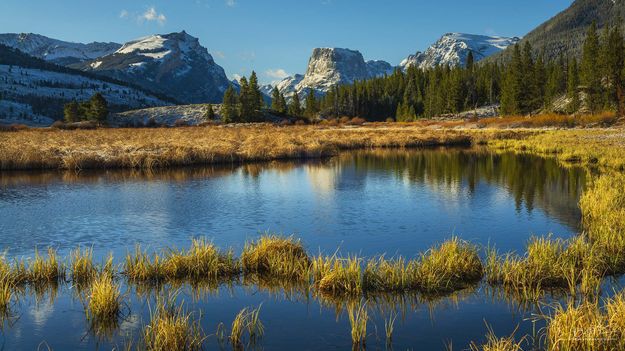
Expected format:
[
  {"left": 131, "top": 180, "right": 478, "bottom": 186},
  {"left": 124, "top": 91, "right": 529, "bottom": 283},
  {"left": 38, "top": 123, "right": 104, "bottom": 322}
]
[
  {"left": 78, "top": 31, "right": 231, "bottom": 104},
  {"left": 0, "top": 33, "right": 121, "bottom": 65},
  {"left": 400, "top": 33, "right": 520, "bottom": 70}
]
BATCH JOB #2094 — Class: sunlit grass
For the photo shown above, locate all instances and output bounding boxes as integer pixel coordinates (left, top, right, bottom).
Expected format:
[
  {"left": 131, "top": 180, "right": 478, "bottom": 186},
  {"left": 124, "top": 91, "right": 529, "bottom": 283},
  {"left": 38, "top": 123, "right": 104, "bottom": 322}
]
[
  {"left": 163, "top": 238, "right": 239, "bottom": 281},
  {"left": 314, "top": 256, "right": 363, "bottom": 297},
  {"left": 347, "top": 300, "right": 368, "bottom": 349},
  {"left": 143, "top": 294, "right": 206, "bottom": 351},
  {"left": 241, "top": 235, "right": 310, "bottom": 281},
  {"left": 87, "top": 273, "right": 122, "bottom": 336},
  {"left": 70, "top": 246, "right": 97, "bottom": 285},
  {"left": 414, "top": 237, "right": 483, "bottom": 294},
  {"left": 230, "top": 305, "right": 264, "bottom": 348},
  {"left": 28, "top": 248, "right": 64, "bottom": 284}
]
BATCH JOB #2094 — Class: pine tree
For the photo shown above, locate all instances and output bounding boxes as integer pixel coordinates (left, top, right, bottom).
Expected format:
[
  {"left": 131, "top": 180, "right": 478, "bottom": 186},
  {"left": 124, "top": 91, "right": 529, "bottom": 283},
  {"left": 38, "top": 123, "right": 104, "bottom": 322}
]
[
  {"left": 581, "top": 21, "right": 601, "bottom": 113},
  {"left": 205, "top": 104, "right": 215, "bottom": 120},
  {"left": 63, "top": 101, "right": 80, "bottom": 123},
  {"left": 88, "top": 93, "right": 108, "bottom": 123},
  {"left": 248, "top": 71, "right": 263, "bottom": 121},
  {"left": 304, "top": 89, "right": 319, "bottom": 119},
  {"left": 271, "top": 87, "right": 282, "bottom": 113},
  {"left": 567, "top": 58, "right": 580, "bottom": 114},
  {"left": 501, "top": 45, "right": 523, "bottom": 115},
  {"left": 238, "top": 77, "right": 252, "bottom": 121},
  {"left": 221, "top": 85, "right": 239, "bottom": 123},
  {"left": 466, "top": 51, "right": 475, "bottom": 70},
  {"left": 288, "top": 92, "right": 302, "bottom": 117}
]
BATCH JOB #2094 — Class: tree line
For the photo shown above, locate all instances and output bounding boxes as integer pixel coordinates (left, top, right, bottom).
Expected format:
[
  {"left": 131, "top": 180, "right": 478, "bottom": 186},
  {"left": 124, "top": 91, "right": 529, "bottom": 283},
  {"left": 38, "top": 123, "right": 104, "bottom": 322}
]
[
  {"left": 312, "top": 21, "right": 625, "bottom": 121},
  {"left": 63, "top": 93, "right": 109, "bottom": 123}
]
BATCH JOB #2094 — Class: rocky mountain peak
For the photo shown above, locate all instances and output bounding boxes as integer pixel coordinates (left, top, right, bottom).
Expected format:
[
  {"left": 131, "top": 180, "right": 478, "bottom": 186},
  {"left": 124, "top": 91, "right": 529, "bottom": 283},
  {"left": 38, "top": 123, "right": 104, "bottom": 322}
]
[
  {"left": 80, "top": 31, "right": 230, "bottom": 104},
  {"left": 400, "top": 33, "right": 520, "bottom": 70},
  {"left": 278, "top": 48, "right": 392, "bottom": 98}
]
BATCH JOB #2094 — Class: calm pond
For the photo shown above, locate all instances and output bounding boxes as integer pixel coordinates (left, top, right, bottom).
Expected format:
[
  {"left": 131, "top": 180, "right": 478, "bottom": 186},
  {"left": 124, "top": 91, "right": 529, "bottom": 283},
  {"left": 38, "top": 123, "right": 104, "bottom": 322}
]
[{"left": 0, "top": 148, "right": 587, "bottom": 350}]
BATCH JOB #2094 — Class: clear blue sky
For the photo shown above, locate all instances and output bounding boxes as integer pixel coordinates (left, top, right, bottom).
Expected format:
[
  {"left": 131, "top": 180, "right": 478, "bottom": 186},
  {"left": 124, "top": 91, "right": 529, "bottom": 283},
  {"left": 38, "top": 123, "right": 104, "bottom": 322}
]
[{"left": 2, "top": 0, "right": 573, "bottom": 84}]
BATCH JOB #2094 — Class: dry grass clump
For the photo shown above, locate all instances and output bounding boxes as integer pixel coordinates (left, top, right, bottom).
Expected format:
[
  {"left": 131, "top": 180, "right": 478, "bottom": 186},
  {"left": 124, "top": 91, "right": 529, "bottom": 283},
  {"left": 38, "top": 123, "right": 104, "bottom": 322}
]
[
  {"left": 313, "top": 256, "right": 363, "bottom": 297},
  {"left": 124, "top": 246, "right": 166, "bottom": 283},
  {"left": 28, "top": 248, "right": 64, "bottom": 284},
  {"left": 229, "top": 305, "right": 264, "bottom": 348},
  {"left": 143, "top": 295, "right": 206, "bottom": 351},
  {"left": 87, "top": 273, "right": 122, "bottom": 331},
  {"left": 241, "top": 235, "right": 310, "bottom": 280},
  {"left": 70, "top": 246, "right": 98, "bottom": 285},
  {"left": 163, "top": 238, "right": 239, "bottom": 281},
  {"left": 580, "top": 174, "right": 625, "bottom": 274},
  {"left": 413, "top": 237, "right": 483, "bottom": 294},
  {"left": 469, "top": 329, "right": 524, "bottom": 351},
  {"left": 363, "top": 257, "right": 415, "bottom": 292},
  {"left": 545, "top": 295, "right": 625, "bottom": 351}
]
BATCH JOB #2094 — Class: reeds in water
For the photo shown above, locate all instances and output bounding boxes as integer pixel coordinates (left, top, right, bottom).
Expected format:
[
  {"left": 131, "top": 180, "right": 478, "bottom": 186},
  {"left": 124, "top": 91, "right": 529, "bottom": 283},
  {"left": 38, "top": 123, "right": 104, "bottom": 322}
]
[
  {"left": 230, "top": 305, "right": 264, "bottom": 348},
  {"left": 414, "top": 237, "right": 483, "bottom": 294},
  {"left": 28, "top": 248, "right": 64, "bottom": 284},
  {"left": 163, "top": 238, "right": 239, "bottom": 280},
  {"left": 143, "top": 294, "right": 206, "bottom": 351},
  {"left": 70, "top": 246, "right": 97, "bottom": 285},
  {"left": 242, "top": 235, "right": 310, "bottom": 281},
  {"left": 314, "top": 256, "right": 363, "bottom": 297},
  {"left": 347, "top": 300, "right": 368, "bottom": 349}
]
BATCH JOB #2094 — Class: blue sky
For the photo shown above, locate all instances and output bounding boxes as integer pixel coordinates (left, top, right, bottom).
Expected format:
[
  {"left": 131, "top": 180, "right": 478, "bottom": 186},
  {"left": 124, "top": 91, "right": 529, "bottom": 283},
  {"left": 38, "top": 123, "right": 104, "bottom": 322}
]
[{"left": 2, "top": 0, "right": 572, "bottom": 84}]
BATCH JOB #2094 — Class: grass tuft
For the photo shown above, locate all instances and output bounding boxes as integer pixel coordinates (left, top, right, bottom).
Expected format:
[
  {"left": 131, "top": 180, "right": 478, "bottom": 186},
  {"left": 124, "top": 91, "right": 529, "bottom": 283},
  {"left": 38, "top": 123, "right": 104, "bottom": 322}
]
[
  {"left": 241, "top": 235, "right": 310, "bottom": 281},
  {"left": 143, "top": 294, "right": 206, "bottom": 351}
]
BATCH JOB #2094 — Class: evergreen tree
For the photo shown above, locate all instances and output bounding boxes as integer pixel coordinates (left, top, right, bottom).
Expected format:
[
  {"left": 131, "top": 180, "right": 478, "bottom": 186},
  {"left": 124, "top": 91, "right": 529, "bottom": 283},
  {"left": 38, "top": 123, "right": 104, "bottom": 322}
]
[
  {"left": 221, "top": 85, "right": 239, "bottom": 123},
  {"left": 63, "top": 101, "right": 80, "bottom": 123},
  {"left": 271, "top": 87, "right": 282, "bottom": 113},
  {"left": 567, "top": 58, "right": 580, "bottom": 114},
  {"left": 205, "top": 104, "right": 215, "bottom": 120},
  {"left": 304, "top": 89, "right": 319, "bottom": 119},
  {"left": 501, "top": 45, "right": 523, "bottom": 115},
  {"left": 248, "top": 71, "right": 263, "bottom": 120},
  {"left": 466, "top": 51, "right": 475, "bottom": 70},
  {"left": 88, "top": 93, "right": 108, "bottom": 123},
  {"left": 238, "top": 77, "right": 252, "bottom": 121},
  {"left": 288, "top": 92, "right": 302, "bottom": 117},
  {"left": 581, "top": 21, "right": 601, "bottom": 113}
]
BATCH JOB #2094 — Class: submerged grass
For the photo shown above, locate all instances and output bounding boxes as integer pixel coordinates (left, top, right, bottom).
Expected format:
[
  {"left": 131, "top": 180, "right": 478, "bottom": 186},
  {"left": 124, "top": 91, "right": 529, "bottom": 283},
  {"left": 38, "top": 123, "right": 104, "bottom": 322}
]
[
  {"left": 347, "top": 300, "right": 368, "bottom": 349},
  {"left": 230, "top": 305, "right": 264, "bottom": 349}
]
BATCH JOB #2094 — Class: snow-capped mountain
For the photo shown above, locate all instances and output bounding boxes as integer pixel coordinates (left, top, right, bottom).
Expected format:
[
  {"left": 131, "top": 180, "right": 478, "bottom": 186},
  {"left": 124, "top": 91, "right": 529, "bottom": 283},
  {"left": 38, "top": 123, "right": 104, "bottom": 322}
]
[
  {"left": 277, "top": 48, "right": 393, "bottom": 98},
  {"left": 76, "top": 31, "right": 231, "bottom": 104},
  {"left": 0, "top": 44, "right": 170, "bottom": 126},
  {"left": 400, "top": 33, "right": 520, "bottom": 70},
  {"left": 0, "top": 33, "right": 121, "bottom": 66}
]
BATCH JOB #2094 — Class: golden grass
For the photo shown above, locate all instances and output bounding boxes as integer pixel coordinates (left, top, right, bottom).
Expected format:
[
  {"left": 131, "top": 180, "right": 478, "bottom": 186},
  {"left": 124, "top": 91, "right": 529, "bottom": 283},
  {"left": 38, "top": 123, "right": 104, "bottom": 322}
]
[
  {"left": 414, "top": 237, "right": 483, "bottom": 294},
  {"left": 347, "top": 300, "right": 368, "bottom": 349},
  {"left": 143, "top": 294, "right": 206, "bottom": 351},
  {"left": 162, "top": 238, "right": 239, "bottom": 281},
  {"left": 469, "top": 329, "right": 524, "bottom": 351},
  {"left": 0, "top": 125, "right": 484, "bottom": 170},
  {"left": 479, "top": 112, "right": 617, "bottom": 129},
  {"left": 314, "top": 256, "right": 363, "bottom": 297},
  {"left": 230, "top": 305, "right": 264, "bottom": 348},
  {"left": 241, "top": 235, "right": 310, "bottom": 280},
  {"left": 546, "top": 299, "right": 624, "bottom": 351},
  {"left": 87, "top": 273, "right": 122, "bottom": 330},
  {"left": 28, "top": 248, "right": 64, "bottom": 284},
  {"left": 70, "top": 246, "right": 97, "bottom": 285},
  {"left": 124, "top": 246, "right": 165, "bottom": 283}
]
